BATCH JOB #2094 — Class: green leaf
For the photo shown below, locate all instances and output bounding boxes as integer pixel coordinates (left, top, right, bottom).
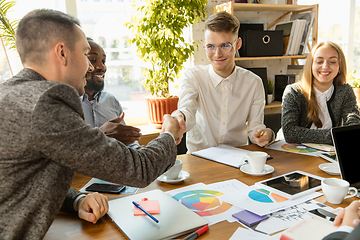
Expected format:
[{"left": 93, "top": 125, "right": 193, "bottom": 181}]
[{"left": 127, "top": 0, "right": 207, "bottom": 98}]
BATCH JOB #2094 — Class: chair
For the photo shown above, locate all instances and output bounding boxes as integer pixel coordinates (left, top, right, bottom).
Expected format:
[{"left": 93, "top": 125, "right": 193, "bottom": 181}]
[
  {"left": 177, "top": 132, "right": 188, "bottom": 155},
  {"left": 264, "top": 113, "right": 282, "bottom": 136}
]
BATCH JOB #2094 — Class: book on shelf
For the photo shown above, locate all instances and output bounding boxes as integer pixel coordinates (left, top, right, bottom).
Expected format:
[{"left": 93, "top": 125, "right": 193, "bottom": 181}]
[
  {"left": 274, "top": 21, "right": 293, "bottom": 55},
  {"left": 275, "top": 19, "right": 306, "bottom": 56},
  {"left": 290, "top": 11, "right": 316, "bottom": 55},
  {"left": 290, "top": 19, "right": 306, "bottom": 55}
]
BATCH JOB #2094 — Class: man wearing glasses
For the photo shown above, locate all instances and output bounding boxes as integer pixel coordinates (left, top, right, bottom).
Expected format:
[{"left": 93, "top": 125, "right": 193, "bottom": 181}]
[{"left": 172, "top": 11, "right": 273, "bottom": 153}]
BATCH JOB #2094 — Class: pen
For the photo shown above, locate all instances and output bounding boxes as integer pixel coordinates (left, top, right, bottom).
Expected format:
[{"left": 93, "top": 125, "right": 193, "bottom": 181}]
[
  {"left": 259, "top": 130, "right": 264, "bottom": 137},
  {"left": 182, "top": 225, "right": 209, "bottom": 240},
  {"left": 132, "top": 201, "right": 159, "bottom": 223}
]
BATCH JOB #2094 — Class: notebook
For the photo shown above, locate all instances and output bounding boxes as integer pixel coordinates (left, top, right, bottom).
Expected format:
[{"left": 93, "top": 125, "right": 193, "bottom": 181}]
[
  {"left": 280, "top": 217, "right": 337, "bottom": 240},
  {"left": 107, "top": 189, "right": 208, "bottom": 240},
  {"left": 331, "top": 124, "right": 360, "bottom": 192}
]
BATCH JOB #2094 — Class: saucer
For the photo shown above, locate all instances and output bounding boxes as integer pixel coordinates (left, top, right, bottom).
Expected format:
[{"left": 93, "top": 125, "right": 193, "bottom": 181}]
[
  {"left": 240, "top": 164, "right": 274, "bottom": 176},
  {"left": 157, "top": 170, "right": 190, "bottom": 184},
  {"left": 319, "top": 163, "right": 340, "bottom": 175}
]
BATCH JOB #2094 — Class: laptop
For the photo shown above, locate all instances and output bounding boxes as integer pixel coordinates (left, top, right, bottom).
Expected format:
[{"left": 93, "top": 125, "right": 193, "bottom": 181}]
[
  {"left": 107, "top": 189, "right": 208, "bottom": 240},
  {"left": 331, "top": 124, "right": 360, "bottom": 196}
]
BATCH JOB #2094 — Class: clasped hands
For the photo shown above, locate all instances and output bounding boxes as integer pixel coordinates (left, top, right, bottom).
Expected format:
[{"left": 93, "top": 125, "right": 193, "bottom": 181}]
[{"left": 101, "top": 111, "right": 186, "bottom": 146}]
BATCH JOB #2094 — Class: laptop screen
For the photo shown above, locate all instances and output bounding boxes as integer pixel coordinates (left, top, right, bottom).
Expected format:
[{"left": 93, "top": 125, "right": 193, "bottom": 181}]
[{"left": 331, "top": 124, "right": 360, "bottom": 188}]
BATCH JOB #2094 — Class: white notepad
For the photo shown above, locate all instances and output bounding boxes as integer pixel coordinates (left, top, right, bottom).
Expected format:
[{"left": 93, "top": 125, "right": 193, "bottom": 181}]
[
  {"left": 191, "top": 145, "right": 251, "bottom": 168},
  {"left": 108, "top": 189, "right": 208, "bottom": 240}
]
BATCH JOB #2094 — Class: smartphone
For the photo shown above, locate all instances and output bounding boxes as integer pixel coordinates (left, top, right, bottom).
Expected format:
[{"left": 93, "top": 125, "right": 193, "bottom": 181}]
[
  {"left": 308, "top": 208, "right": 336, "bottom": 222},
  {"left": 85, "top": 183, "right": 125, "bottom": 194}
]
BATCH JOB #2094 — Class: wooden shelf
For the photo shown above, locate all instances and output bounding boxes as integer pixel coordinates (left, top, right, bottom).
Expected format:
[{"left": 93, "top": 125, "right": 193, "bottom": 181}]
[
  {"left": 212, "top": 2, "right": 319, "bottom": 51},
  {"left": 265, "top": 101, "right": 281, "bottom": 109},
  {"left": 235, "top": 54, "right": 308, "bottom": 61},
  {"left": 213, "top": 3, "right": 318, "bottom": 14}
]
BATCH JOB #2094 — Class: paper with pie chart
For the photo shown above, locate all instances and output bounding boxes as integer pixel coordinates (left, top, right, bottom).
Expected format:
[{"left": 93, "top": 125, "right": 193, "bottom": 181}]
[
  {"left": 166, "top": 182, "right": 241, "bottom": 225},
  {"left": 248, "top": 188, "right": 288, "bottom": 203},
  {"left": 266, "top": 140, "right": 323, "bottom": 156},
  {"left": 226, "top": 185, "right": 322, "bottom": 216}
]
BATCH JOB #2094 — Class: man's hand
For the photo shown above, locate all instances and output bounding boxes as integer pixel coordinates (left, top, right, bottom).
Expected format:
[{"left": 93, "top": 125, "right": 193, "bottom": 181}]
[
  {"left": 252, "top": 128, "right": 273, "bottom": 147},
  {"left": 171, "top": 110, "right": 187, "bottom": 131},
  {"left": 161, "top": 114, "right": 186, "bottom": 145},
  {"left": 100, "top": 112, "right": 142, "bottom": 144},
  {"left": 78, "top": 192, "right": 109, "bottom": 224},
  {"left": 333, "top": 200, "right": 360, "bottom": 228}
]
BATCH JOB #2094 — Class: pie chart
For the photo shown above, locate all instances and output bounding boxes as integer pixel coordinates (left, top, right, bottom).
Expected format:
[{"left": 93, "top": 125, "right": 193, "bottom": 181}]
[
  {"left": 248, "top": 188, "right": 288, "bottom": 203},
  {"left": 281, "top": 143, "right": 318, "bottom": 153},
  {"left": 172, "top": 190, "right": 232, "bottom": 217}
]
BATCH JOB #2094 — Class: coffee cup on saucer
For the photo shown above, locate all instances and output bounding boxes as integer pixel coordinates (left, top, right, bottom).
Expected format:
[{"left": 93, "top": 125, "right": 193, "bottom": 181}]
[
  {"left": 321, "top": 178, "right": 358, "bottom": 204},
  {"left": 241, "top": 151, "right": 267, "bottom": 173},
  {"left": 164, "top": 159, "right": 182, "bottom": 180}
]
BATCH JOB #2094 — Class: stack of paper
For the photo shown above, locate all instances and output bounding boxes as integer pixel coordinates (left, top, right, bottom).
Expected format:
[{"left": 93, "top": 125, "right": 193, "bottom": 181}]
[{"left": 191, "top": 145, "right": 251, "bottom": 168}]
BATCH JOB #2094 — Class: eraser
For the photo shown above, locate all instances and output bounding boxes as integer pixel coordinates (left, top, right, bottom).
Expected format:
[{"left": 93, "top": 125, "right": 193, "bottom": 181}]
[{"left": 232, "top": 210, "right": 269, "bottom": 226}]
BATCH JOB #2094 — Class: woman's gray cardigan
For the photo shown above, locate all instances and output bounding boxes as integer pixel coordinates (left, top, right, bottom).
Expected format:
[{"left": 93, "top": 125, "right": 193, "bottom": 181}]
[{"left": 281, "top": 83, "right": 360, "bottom": 144}]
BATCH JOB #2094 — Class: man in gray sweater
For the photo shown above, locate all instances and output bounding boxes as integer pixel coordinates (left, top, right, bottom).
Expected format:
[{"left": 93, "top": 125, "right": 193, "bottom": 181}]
[{"left": 0, "top": 9, "right": 183, "bottom": 239}]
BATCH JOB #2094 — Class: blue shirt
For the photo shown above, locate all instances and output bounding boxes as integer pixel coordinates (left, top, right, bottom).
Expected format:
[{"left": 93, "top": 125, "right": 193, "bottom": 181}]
[{"left": 81, "top": 91, "right": 140, "bottom": 148}]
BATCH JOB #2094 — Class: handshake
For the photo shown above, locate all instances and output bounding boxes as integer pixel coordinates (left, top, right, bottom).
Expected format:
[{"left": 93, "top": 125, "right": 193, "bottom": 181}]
[{"left": 160, "top": 113, "right": 187, "bottom": 145}]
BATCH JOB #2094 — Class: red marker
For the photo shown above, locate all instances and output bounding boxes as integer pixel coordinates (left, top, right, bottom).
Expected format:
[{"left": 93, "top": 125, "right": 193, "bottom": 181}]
[{"left": 182, "top": 225, "right": 209, "bottom": 240}]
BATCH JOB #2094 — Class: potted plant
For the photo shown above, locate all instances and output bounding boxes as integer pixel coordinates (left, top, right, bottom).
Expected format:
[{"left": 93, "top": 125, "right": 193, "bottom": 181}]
[
  {"left": 126, "top": 0, "right": 207, "bottom": 127},
  {"left": 347, "top": 70, "right": 360, "bottom": 106},
  {"left": 0, "top": 0, "right": 18, "bottom": 75}
]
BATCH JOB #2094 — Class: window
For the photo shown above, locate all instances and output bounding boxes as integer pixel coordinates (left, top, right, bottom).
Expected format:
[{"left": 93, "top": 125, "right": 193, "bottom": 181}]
[
  {"left": 76, "top": 0, "right": 149, "bottom": 120},
  {"left": 0, "top": 0, "right": 67, "bottom": 83},
  {"left": 298, "top": 0, "right": 360, "bottom": 73}
]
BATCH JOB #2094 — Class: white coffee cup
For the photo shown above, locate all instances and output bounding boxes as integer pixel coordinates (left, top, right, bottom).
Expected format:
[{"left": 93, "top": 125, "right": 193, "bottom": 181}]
[
  {"left": 241, "top": 151, "right": 268, "bottom": 173},
  {"left": 165, "top": 159, "right": 182, "bottom": 180},
  {"left": 321, "top": 178, "right": 358, "bottom": 204}
]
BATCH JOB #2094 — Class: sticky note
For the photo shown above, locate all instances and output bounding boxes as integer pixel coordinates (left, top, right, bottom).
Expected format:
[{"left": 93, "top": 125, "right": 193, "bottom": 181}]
[{"left": 133, "top": 198, "right": 160, "bottom": 216}]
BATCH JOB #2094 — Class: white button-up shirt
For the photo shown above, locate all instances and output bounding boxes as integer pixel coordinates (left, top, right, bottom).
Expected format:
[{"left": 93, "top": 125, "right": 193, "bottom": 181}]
[
  {"left": 175, "top": 65, "right": 266, "bottom": 153},
  {"left": 311, "top": 85, "right": 334, "bottom": 130}
]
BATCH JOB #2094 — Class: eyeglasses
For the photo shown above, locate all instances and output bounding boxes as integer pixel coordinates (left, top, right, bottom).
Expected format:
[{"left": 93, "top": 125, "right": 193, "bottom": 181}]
[{"left": 203, "top": 39, "right": 237, "bottom": 53}]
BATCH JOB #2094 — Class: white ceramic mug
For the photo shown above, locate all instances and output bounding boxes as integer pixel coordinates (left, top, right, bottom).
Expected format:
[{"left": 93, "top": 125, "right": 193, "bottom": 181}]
[
  {"left": 241, "top": 151, "right": 267, "bottom": 173},
  {"left": 165, "top": 159, "right": 182, "bottom": 180},
  {"left": 321, "top": 178, "right": 358, "bottom": 204}
]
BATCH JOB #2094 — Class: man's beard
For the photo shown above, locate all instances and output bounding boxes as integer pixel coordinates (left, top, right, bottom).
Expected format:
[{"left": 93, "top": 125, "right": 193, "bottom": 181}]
[{"left": 85, "top": 76, "right": 105, "bottom": 93}]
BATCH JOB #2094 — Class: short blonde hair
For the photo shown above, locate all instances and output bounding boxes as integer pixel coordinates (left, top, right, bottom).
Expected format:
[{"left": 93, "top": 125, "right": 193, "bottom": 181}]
[{"left": 205, "top": 11, "right": 240, "bottom": 35}]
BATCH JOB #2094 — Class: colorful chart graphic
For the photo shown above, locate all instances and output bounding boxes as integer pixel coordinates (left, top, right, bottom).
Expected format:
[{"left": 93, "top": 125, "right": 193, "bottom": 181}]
[
  {"left": 248, "top": 189, "right": 288, "bottom": 203},
  {"left": 172, "top": 190, "right": 232, "bottom": 217},
  {"left": 281, "top": 143, "right": 318, "bottom": 153}
]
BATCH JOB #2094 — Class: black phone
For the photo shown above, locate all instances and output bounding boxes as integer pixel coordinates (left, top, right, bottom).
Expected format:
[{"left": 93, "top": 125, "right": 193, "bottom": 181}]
[
  {"left": 85, "top": 183, "right": 125, "bottom": 194},
  {"left": 308, "top": 209, "right": 336, "bottom": 222}
]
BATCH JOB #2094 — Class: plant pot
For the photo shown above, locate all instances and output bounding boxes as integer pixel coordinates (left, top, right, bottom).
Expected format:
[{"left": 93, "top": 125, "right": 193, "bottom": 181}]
[
  {"left": 143, "top": 94, "right": 179, "bottom": 128},
  {"left": 353, "top": 87, "right": 360, "bottom": 107},
  {"left": 267, "top": 93, "right": 274, "bottom": 104}
]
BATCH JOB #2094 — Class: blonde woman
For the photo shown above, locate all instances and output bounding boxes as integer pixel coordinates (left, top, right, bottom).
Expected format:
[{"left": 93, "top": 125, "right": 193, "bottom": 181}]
[{"left": 282, "top": 41, "right": 360, "bottom": 144}]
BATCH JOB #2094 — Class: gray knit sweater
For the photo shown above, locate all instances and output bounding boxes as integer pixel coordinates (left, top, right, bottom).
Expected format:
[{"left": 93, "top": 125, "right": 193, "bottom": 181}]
[
  {"left": 281, "top": 83, "right": 360, "bottom": 144},
  {"left": 0, "top": 69, "right": 177, "bottom": 239}
]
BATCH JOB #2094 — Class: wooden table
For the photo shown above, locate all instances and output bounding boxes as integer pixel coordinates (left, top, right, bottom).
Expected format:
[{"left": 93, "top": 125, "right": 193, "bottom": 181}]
[{"left": 44, "top": 145, "right": 352, "bottom": 240}]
